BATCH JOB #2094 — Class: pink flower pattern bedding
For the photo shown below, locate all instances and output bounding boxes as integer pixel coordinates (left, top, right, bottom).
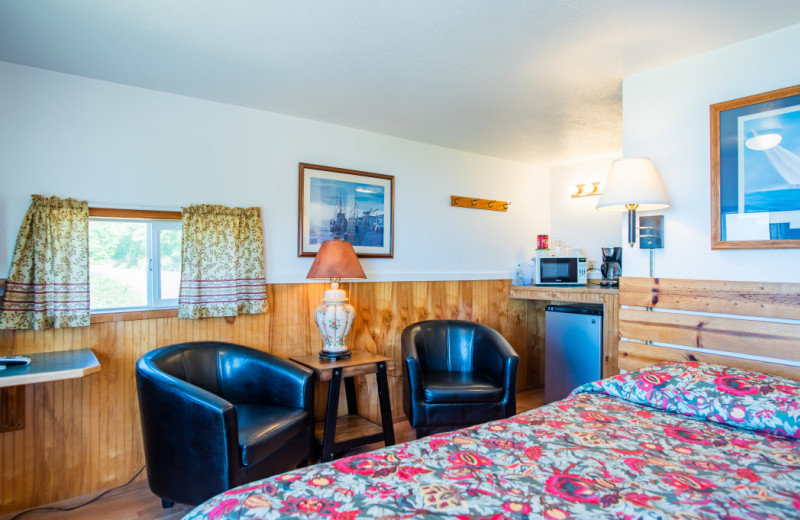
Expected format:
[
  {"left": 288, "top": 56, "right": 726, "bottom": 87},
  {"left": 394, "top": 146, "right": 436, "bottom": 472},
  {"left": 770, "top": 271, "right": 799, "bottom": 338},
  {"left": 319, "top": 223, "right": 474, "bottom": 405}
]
[{"left": 184, "top": 362, "right": 800, "bottom": 519}]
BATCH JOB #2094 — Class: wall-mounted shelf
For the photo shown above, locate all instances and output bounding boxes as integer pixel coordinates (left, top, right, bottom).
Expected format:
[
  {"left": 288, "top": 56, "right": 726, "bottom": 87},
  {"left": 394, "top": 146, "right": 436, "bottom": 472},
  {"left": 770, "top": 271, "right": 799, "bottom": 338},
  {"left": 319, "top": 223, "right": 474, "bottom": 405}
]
[
  {"left": 0, "top": 349, "right": 100, "bottom": 388},
  {"left": 450, "top": 196, "right": 509, "bottom": 212},
  {"left": 0, "top": 349, "right": 100, "bottom": 432}
]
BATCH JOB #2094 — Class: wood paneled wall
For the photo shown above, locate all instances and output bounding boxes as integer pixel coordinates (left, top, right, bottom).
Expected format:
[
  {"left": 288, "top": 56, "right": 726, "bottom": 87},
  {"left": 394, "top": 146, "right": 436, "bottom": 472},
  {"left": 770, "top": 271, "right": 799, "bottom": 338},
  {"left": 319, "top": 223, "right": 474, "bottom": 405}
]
[{"left": 0, "top": 279, "right": 532, "bottom": 514}]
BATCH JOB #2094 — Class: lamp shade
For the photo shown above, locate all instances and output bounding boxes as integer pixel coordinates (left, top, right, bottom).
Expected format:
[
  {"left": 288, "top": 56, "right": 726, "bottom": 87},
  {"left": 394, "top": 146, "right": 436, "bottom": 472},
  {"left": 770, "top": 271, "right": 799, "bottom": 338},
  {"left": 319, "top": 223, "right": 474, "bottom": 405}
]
[
  {"left": 596, "top": 157, "right": 670, "bottom": 212},
  {"left": 306, "top": 238, "right": 366, "bottom": 280}
]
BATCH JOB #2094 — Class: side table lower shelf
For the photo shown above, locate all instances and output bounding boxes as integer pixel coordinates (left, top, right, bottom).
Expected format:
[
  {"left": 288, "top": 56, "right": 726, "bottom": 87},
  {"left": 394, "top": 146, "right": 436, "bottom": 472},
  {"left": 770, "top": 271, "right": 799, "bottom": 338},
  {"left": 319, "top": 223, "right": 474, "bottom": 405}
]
[{"left": 314, "top": 415, "right": 387, "bottom": 454}]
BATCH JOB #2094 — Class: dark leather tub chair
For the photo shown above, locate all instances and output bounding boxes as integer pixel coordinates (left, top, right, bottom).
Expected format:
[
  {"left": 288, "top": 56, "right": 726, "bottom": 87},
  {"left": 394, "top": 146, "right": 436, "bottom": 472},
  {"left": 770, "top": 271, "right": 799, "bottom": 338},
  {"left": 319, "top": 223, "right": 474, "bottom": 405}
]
[
  {"left": 136, "top": 341, "right": 314, "bottom": 507},
  {"left": 402, "top": 320, "right": 519, "bottom": 438}
]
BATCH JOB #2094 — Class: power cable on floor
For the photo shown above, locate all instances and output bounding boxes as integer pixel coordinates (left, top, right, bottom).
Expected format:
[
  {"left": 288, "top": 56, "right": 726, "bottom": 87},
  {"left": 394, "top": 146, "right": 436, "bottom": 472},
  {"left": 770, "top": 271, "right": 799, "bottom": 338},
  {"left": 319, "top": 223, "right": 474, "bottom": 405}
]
[{"left": 9, "top": 466, "right": 145, "bottom": 519}]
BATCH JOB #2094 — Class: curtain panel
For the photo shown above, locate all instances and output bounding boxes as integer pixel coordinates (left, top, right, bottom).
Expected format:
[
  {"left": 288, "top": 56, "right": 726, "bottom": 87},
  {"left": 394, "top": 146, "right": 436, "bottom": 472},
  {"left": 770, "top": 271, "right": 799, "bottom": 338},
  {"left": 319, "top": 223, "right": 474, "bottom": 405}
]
[
  {"left": 178, "top": 204, "right": 267, "bottom": 319},
  {"left": 0, "top": 195, "right": 90, "bottom": 330}
]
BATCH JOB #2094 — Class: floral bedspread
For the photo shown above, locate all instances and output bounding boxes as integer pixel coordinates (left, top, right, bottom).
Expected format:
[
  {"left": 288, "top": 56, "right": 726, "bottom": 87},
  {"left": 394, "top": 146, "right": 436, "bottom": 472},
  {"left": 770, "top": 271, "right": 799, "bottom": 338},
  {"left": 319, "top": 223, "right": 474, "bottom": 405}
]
[{"left": 184, "top": 362, "right": 800, "bottom": 519}]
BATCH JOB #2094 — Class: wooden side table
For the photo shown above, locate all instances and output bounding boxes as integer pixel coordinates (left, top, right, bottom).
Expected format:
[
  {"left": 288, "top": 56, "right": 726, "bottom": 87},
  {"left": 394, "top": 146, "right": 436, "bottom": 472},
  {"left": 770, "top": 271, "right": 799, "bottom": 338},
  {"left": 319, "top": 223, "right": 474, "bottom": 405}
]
[{"left": 291, "top": 351, "right": 395, "bottom": 462}]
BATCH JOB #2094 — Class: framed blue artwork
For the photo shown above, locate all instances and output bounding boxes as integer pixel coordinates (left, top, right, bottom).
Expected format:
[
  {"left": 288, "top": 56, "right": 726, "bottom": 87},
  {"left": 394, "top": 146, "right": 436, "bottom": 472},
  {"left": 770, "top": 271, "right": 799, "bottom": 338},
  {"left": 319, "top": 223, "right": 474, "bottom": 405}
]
[
  {"left": 298, "top": 163, "right": 394, "bottom": 257},
  {"left": 711, "top": 84, "right": 800, "bottom": 249}
]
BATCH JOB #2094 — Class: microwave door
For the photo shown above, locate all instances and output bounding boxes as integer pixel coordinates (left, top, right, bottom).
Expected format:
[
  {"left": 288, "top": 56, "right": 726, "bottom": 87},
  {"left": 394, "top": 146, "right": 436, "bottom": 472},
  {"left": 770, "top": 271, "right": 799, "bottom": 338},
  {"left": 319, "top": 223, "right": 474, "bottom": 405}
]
[{"left": 540, "top": 258, "right": 576, "bottom": 284}]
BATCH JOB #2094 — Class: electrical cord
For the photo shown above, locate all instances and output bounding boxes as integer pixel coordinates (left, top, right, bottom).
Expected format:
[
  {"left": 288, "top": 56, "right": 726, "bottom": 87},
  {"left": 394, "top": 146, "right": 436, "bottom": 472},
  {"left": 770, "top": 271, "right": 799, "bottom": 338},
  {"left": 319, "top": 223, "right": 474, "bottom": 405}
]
[{"left": 10, "top": 466, "right": 145, "bottom": 519}]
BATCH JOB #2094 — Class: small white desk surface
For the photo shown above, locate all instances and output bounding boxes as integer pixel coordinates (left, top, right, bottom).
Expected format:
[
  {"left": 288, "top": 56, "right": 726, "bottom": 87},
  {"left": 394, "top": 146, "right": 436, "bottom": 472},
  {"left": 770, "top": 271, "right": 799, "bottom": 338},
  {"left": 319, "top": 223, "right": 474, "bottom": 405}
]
[{"left": 0, "top": 349, "right": 100, "bottom": 388}]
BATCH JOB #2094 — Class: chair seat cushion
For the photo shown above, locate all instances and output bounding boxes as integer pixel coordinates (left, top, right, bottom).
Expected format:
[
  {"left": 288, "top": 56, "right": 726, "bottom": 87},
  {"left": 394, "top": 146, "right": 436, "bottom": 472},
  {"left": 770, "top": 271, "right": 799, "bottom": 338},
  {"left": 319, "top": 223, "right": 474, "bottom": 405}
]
[
  {"left": 422, "top": 371, "right": 504, "bottom": 404},
  {"left": 237, "top": 404, "right": 309, "bottom": 467}
]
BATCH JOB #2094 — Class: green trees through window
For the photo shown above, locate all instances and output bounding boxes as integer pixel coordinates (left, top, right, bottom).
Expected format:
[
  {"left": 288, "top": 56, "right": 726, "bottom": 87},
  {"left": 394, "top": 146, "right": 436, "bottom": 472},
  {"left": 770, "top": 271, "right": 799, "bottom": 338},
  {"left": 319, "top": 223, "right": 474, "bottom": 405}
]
[{"left": 89, "top": 219, "right": 181, "bottom": 311}]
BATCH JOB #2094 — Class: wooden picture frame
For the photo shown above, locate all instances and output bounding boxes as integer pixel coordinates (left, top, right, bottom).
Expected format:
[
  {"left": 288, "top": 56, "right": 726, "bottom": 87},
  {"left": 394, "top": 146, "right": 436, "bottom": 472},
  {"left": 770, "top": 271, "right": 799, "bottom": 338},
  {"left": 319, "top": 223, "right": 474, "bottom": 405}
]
[
  {"left": 710, "top": 84, "right": 800, "bottom": 249},
  {"left": 298, "top": 163, "right": 394, "bottom": 258}
]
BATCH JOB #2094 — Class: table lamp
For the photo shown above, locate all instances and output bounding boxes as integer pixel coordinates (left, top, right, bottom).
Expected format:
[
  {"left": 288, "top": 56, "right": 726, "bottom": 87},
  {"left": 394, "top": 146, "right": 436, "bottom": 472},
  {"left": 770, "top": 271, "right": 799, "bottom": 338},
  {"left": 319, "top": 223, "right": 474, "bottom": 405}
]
[
  {"left": 306, "top": 238, "right": 367, "bottom": 359},
  {"left": 596, "top": 157, "right": 670, "bottom": 247}
]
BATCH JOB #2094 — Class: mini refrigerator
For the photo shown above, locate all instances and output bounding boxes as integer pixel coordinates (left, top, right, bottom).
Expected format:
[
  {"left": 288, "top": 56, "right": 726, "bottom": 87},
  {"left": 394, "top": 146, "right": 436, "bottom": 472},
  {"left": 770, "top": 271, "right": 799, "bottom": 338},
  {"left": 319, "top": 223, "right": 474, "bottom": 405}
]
[{"left": 545, "top": 303, "right": 603, "bottom": 403}]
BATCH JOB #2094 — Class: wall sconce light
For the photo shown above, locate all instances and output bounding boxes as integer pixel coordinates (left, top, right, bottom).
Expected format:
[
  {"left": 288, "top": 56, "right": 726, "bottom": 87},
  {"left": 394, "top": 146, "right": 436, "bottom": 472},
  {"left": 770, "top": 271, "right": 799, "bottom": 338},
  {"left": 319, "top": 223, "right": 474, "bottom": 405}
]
[
  {"left": 595, "top": 158, "right": 670, "bottom": 278},
  {"left": 596, "top": 158, "right": 669, "bottom": 247},
  {"left": 571, "top": 181, "right": 603, "bottom": 198}
]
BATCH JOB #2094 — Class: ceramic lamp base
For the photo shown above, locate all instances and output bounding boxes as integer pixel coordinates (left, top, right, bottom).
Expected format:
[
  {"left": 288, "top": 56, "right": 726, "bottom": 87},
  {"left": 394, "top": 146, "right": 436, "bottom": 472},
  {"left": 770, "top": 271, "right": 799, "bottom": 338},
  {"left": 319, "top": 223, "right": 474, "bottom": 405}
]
[{"left": 314, "top": 282, "right": 355, "bottom": 359}]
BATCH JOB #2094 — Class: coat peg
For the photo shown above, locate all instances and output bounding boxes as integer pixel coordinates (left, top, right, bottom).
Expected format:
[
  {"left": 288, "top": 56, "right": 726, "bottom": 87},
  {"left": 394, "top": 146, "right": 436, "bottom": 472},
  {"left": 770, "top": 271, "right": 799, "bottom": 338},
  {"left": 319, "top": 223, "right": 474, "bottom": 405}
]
[
  {"left": 488, "top": 201, "right": 495, "bottom": 208},
  {"left": 453, "top": 197, "right": 461, "bottom": 204},
  {"left": 503, "top": 202, "right": 509, "bottom": 210},
  {"left": 471, "top": 199, "right": 479, "bottom": 206}
]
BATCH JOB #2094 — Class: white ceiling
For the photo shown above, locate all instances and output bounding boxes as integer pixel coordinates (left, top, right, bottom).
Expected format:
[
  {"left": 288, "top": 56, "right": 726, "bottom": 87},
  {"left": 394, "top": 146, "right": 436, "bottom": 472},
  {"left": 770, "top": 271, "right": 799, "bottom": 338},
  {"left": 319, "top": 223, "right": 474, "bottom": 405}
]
[{"left": 2, "top": 1, "right": 800, "bottom": 166}]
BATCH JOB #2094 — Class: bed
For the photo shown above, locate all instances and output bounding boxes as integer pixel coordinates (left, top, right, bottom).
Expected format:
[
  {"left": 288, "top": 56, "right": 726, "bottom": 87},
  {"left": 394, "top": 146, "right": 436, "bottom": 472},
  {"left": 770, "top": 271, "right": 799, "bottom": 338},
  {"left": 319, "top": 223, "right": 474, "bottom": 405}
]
[
  {"left": 184, "top": 278, "right": 800, "bottom": 519},
  {"left": 184, "top": 361, "right": 800, "bottom": 519}
]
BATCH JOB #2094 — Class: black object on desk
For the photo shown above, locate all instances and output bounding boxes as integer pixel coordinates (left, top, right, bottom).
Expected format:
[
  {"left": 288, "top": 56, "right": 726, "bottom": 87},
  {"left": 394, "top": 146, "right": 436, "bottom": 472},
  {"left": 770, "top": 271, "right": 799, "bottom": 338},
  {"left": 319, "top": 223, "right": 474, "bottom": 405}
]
[{"left": 0, "top": 355, "right": 32, "bottom": 369}]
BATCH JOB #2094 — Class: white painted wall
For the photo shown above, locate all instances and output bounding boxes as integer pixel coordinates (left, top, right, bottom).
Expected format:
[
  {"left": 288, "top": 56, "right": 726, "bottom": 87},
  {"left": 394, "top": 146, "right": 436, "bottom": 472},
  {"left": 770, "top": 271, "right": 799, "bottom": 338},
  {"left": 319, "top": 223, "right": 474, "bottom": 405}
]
[
  {"left": 622, "top": 23, "right": 800, "bottom": 282},
  {"left": 0, "top": 61, "right": 549, "bottom": 283},
  {"left": 549, "top": 156, "right": 622, "bottom": 277}
]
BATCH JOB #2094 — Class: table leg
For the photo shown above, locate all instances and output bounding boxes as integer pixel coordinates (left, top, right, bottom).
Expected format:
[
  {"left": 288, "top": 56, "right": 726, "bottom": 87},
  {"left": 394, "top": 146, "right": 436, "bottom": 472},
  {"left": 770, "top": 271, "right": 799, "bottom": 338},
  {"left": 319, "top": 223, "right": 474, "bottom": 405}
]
[
  {"left": 376, "top": 361, "right": 395, "bottom": 446},
  {"left": 321, "top": 368, "right": 343, "bottom": 462},
  {"left": 344, "top": 376, "right": 358, "bottom": 416}
]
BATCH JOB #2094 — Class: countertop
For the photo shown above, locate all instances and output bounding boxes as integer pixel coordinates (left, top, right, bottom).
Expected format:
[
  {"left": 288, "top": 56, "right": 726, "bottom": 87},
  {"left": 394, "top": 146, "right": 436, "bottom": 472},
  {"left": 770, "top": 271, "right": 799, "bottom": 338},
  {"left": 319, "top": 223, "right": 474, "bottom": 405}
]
[{"left": 509, "top": 283, "right": 619, "bottom": 299}]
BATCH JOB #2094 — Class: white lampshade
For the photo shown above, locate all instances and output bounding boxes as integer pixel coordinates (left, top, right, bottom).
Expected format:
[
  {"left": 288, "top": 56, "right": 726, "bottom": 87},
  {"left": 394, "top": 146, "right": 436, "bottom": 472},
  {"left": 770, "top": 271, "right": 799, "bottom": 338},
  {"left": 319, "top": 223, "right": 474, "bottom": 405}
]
[{"left": 596, "top": 158, "right": 670, "bottom": 212}]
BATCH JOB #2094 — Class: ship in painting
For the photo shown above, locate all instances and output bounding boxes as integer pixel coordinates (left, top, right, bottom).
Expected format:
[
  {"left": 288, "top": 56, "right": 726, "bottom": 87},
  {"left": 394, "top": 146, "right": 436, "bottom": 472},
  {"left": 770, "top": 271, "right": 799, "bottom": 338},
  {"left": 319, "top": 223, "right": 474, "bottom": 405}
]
[
  {"left": 329, "top": 196, "right": 383, "bottom": 247},
  {"left": 329, "top": 197, "right": 348, "bottom": 237}
]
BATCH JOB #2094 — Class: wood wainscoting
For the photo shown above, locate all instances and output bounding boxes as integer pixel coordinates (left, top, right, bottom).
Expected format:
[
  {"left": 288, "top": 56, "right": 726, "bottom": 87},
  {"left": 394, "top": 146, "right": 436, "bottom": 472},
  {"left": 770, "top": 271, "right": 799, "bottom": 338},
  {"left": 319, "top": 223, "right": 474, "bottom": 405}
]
[{"left": 0, "top": 279, "right": 533, "bottom": 514}]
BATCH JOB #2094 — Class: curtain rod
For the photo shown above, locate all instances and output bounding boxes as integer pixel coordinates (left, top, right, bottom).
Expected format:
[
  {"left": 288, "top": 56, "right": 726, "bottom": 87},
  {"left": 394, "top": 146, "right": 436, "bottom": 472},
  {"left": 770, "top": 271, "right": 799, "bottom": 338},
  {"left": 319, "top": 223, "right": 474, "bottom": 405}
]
[{"left": 87, "top": 202, "right": 182, "bottom": 212}]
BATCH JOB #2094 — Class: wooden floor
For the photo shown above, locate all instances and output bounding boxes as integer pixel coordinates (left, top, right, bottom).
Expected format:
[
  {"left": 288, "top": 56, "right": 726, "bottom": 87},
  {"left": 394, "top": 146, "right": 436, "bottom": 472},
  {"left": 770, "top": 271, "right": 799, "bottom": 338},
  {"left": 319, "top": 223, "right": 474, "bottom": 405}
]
[{"left": 2, "top": 388, "right": 544, "bottom": 520}]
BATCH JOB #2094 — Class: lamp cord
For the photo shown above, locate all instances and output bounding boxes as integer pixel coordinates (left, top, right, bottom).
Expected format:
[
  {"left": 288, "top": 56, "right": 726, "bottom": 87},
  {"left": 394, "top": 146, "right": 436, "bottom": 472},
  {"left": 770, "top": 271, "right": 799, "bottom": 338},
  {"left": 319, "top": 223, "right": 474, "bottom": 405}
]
[{"left": 9, "top": 466, "right": 145, "bottom": 520}]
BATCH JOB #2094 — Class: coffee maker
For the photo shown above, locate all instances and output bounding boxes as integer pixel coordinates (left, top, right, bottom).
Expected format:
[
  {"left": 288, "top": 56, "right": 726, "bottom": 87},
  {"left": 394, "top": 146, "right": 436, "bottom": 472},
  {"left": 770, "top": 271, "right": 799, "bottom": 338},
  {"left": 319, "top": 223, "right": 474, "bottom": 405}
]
[{"left": 600, "top": 247, "right": 622, "bottom": 286}]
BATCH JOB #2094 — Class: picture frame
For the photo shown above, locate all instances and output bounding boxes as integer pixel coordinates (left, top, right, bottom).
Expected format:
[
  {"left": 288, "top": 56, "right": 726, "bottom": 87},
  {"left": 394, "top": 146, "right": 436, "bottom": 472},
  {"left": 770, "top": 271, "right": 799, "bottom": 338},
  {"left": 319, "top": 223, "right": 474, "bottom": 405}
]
[
  {"left": 710, "top": 84, "right": 800, "bottom": 250},
  {"left": 298, "top": 163, "right": 394, "bottom": 258}
]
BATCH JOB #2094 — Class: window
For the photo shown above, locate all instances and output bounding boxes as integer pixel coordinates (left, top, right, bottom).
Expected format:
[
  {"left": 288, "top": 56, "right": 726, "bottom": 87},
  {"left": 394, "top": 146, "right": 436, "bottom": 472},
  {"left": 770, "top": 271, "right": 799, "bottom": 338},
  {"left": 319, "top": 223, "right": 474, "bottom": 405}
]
[{"left": 88, "top": 212, "right": 182, "bottom": 312}]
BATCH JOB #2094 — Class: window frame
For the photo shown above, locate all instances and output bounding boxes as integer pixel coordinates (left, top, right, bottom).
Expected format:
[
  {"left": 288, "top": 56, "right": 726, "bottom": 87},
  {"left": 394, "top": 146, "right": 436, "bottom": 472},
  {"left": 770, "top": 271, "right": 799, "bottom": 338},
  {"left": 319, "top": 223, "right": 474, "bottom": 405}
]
[{"left": 88, "top": 208, "right": 182, "bottom": 322}]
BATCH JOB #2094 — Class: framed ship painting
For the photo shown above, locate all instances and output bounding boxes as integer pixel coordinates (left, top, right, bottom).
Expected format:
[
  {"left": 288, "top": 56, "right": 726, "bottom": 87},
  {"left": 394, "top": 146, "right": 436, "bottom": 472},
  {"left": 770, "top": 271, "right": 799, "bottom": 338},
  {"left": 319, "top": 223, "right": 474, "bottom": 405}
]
[
  {"left": 711, "top": 84, "right": 800, "bottom": 249},
  {"left": 298, "top": 163, "right": 394, "bottom": 257}
]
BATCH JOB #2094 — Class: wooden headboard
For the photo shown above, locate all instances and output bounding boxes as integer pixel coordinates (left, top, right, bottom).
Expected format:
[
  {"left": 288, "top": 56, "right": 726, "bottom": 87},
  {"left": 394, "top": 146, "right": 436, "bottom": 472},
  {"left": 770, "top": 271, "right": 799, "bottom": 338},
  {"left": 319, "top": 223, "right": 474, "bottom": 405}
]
[{"left": 618, "top": 277, "right": 800, "bottom": 381}]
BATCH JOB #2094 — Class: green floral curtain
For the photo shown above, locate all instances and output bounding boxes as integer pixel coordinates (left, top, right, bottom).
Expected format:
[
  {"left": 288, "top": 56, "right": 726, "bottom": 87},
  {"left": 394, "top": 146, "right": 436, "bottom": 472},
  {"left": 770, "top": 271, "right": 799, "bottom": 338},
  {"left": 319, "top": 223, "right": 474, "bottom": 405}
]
[
  {"left": 178, "top": 204, "right": 268, "bottom": 319},
  {"left": 0, "top": 195, "right": 90, "bottom": 330}
]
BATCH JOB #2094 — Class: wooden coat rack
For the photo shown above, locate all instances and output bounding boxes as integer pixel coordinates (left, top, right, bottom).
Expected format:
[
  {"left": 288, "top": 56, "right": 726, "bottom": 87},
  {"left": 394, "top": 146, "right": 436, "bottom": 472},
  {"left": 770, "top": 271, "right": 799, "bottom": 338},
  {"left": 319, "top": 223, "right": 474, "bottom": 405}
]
[{"left": 450, "top": 196, "right": 509, "bottom": 212}]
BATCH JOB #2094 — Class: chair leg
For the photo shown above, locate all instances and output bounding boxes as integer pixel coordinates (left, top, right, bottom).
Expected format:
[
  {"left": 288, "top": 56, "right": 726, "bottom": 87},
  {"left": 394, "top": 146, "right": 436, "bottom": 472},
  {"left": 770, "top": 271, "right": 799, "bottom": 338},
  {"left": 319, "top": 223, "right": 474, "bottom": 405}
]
[{"left": 161, "top": 499, "right": 174, "bottom": 509}]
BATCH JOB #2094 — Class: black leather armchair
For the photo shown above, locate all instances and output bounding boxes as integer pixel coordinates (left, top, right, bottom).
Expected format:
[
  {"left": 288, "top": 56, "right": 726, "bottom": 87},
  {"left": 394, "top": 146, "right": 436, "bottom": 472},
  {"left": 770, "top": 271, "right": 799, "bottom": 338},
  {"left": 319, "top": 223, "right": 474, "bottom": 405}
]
[
  {"left": 136, "top": 341, "right": 314, "bottom": 507},
  {"left": 402, "top": 320, "right": 519, "bottom": 438}
]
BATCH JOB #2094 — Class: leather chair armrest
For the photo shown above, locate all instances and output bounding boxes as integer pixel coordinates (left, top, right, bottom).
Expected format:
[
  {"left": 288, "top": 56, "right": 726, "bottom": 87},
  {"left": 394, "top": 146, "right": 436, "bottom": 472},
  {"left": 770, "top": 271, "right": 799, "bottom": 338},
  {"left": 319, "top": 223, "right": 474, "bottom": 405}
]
[
  {"left": 473, "top": 328, "right": 519, "bottom": 416},
  {"left": 401, "top": 328, "right": 427, "bottom": 425},
  {"left": 221, "top": 350, "right": 314, "bottom": 412},
  {"left": 401, "top": 332, "right": 425, "bottom": 396},
  {"left": 136, "top": 359, "right": 239, "bottom": 504}
]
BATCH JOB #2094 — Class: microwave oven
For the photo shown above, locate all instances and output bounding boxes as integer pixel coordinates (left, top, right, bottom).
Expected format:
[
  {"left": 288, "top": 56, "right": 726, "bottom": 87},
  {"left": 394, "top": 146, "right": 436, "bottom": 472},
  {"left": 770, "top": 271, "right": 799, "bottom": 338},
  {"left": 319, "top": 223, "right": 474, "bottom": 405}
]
[{"left": 533, "top": 257, "right": 588, "bottom": 285}]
